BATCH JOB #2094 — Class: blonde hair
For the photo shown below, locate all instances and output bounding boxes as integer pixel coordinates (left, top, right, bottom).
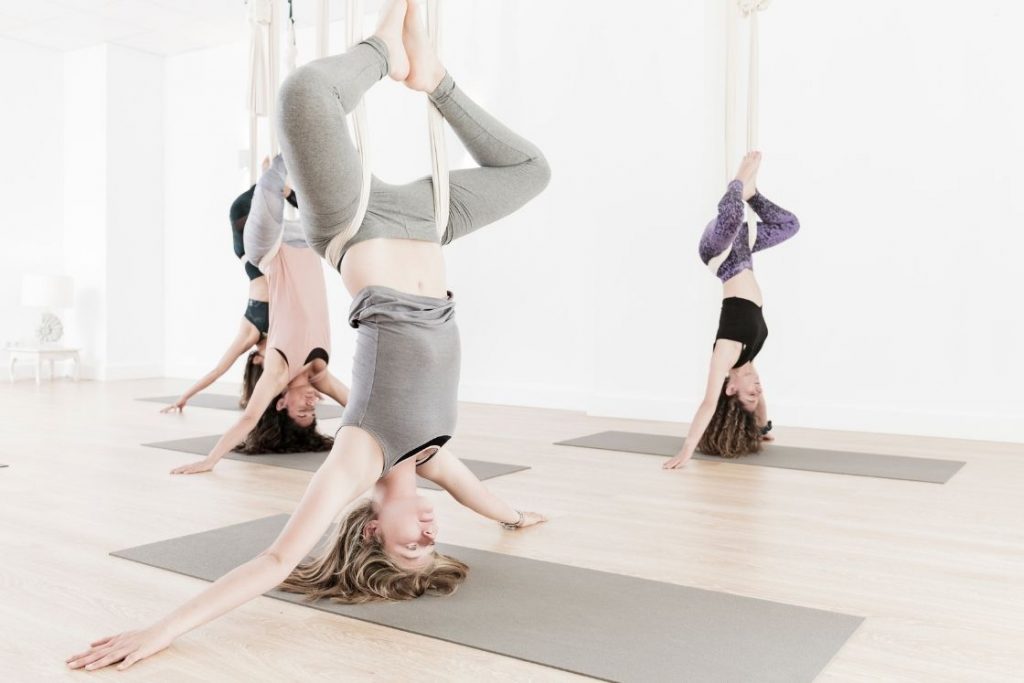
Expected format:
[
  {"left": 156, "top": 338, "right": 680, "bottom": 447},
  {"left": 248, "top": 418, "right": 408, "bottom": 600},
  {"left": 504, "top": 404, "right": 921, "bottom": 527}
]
[
  {"left": 279, "top": 500, "right": 468, "bottom": 604},
  {"left": 697, "top": 378, "right": 763, "bottom": 458}
]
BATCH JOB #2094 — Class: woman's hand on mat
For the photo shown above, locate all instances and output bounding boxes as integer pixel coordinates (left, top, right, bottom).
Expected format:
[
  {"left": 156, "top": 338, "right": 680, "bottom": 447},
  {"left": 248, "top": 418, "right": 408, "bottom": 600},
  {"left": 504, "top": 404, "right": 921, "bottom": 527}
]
[
  {"left": 518, "top": 511, "right": 548, "bottom": 528},
  {"left": 170, "top": 458, "right": 216, "bottom": 475},
  {"left": 662, "top": 451, "right": 693, "bottom": 469},
  {"left": 735, "top": 151, "right": 761, "bottom": 200},
  {"left": 160, "top": 397, "right": 187, "bottom": 413},
  {"left": 760, "top": 432, "right": 775, "bottom": 442},
  {"left": 66, "top": 625, "right": 172, "bottom": 671}
]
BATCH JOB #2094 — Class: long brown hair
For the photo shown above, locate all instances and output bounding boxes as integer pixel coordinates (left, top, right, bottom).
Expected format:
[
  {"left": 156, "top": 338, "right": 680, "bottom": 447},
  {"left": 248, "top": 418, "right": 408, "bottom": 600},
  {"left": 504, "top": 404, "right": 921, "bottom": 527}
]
[
  {"left": 280, "top": 500, "right": 469, "bottom": 604},
  {"left": 239, "top": 350, "right": 263, "bottom": 408},
  {"left": 236, "top": 397, "right": 334, "bottom": 454},
  {"left": 697, "top": 378, "right": 763, "bottom": 458}
]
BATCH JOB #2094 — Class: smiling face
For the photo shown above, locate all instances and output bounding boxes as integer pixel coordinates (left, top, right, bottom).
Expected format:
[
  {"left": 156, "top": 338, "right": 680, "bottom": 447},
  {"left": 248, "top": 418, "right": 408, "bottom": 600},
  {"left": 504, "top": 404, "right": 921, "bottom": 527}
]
[
  {"left": 276, "top": 384, "right": 322, "bottom": 427},
  {"left": 364, "top": 496, "right": 438, "bottom": 570},
  {"left": 726, "top": 363, "right": 762, "bottom": 413}
]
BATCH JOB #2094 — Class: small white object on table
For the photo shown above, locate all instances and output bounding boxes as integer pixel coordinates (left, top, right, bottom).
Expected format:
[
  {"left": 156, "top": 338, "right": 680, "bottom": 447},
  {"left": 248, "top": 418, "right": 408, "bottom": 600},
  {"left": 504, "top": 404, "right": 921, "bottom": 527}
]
[{"left": 8, "top": 347, "right": 81, "bottom": 384}]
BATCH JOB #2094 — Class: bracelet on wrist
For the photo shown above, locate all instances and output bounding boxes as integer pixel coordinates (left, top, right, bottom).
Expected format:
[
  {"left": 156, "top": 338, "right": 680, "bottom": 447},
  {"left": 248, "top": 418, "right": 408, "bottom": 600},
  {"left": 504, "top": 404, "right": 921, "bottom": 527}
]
[{"left": 499, "top": 510, "right": 524, "bottom": 530}]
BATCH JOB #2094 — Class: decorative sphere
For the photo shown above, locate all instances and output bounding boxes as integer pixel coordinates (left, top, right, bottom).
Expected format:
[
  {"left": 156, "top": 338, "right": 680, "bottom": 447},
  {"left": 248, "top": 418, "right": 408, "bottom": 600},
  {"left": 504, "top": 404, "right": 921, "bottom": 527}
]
[{"left": 36, "top": 312, "right": 64, "bottom": 344}]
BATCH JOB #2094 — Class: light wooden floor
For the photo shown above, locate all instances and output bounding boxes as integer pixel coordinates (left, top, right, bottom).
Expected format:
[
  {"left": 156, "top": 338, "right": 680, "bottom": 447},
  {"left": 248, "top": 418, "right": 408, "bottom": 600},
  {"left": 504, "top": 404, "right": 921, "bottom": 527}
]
[{"left": 1, "top": 378, "right": 1022, "bottom": 682}]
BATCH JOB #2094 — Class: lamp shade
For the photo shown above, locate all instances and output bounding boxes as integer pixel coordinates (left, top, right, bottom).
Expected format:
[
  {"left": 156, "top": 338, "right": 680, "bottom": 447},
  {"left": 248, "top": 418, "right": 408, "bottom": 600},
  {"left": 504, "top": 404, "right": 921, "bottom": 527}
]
[{"left": 21, "top": 274, "right": 74, "bottom": 309}]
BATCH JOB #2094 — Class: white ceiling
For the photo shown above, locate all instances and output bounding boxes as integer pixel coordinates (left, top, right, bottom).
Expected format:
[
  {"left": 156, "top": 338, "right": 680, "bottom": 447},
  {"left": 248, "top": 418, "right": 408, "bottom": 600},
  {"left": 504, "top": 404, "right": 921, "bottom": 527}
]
[{"left": 0, "top": 0, "right": 360, "bottom": 56}]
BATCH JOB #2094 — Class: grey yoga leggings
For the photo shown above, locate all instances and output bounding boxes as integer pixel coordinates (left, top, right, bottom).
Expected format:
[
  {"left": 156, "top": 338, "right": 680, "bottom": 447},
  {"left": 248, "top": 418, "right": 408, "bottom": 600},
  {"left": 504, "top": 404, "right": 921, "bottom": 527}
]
[
  {"left": 339, "top": 286, "right": 460, "bottom": 475},
  {"left": 277, "top": 36, "right": 551, "bottom": 268}
]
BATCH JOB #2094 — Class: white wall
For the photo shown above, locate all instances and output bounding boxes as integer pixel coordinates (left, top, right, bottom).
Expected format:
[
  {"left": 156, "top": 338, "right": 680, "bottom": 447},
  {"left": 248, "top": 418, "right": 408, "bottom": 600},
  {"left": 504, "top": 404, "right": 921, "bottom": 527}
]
[
  {"left": 722, "top": 0, "right": 1024, "bottom": 440},
  {"left": 63, "top": 43, "right": 165, "bottom": 380},
  {"left": 0, "top": 39, "right": 65, "bottom": 358},
  {"left": 63, "top": 45, "right": 108, "bottom": 379},
  {"left": 162, "top": 0, "right": 1024, "bottom": 442},
  {"left": 105, "top": 45, "right": 165, "bottom": 379},
  {"left": 162, "top": 39, "right": 279, "bottom": 382}
]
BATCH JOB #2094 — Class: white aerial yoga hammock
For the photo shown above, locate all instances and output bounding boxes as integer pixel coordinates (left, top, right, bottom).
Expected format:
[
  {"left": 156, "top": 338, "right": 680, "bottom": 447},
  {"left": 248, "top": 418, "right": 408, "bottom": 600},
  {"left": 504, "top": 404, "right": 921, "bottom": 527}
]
[
  {"left": 247, "top": 0, "right": 282, "bottom": 184},
  {"left": 707, "top": 0, "right": 770, "bottom": 276},
  {"left": 325, "top": 0, "right": 451, "bottom": 267}
]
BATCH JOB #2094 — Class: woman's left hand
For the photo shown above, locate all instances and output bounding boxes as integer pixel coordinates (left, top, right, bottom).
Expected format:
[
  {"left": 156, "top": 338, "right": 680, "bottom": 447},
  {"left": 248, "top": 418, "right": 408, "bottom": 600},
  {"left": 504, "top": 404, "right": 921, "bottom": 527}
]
[
  {"left": 517, "top": 511, "right": 548, "bottom": 528},
  {"left": 170, "top": 459, "right": 216, "bottom": 475},
  {"left": 66, "top": 626, "right": 173, "bottom": 672}
]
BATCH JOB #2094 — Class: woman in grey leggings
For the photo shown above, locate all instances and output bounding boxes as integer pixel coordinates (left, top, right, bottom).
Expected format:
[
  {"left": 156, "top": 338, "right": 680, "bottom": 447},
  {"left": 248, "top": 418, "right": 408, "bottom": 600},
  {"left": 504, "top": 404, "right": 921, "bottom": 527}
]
[{"left": 68, "top": 1, "right": 548, "bottom": 670}]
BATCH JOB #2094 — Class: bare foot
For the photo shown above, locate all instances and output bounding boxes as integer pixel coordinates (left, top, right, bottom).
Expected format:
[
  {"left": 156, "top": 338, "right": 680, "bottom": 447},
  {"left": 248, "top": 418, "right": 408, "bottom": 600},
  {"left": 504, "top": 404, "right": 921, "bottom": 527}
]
[
  {"left": 402, "top": 0, "right": 446, "bottom": 93},
  {"left": 734, "top": 151, "right": 761, "bottom": 200},
  {"left": 373, "top": 0, "right": 409, "bottom": 81}
]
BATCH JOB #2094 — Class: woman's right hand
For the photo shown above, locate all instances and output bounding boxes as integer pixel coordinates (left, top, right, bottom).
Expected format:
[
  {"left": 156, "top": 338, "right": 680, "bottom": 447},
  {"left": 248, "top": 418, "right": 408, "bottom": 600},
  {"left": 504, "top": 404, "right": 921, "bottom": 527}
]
[
  {"left": 261, "top": 155, "right": 271, "bottom": 173},
  {"left": 662, "top": 450, "right": 694, "bottom": 469},
  {"left": 171, "top": 458, "right": 217, "bottom": 475},
  {"left": 160, "top": 397, "right": 187, "bottom": 413},
  {"left": 734, "top": 150, "right": 761, "bottom": 200},
  {"left": 66, "top": 625, "right": 173, "bottom": 672}
]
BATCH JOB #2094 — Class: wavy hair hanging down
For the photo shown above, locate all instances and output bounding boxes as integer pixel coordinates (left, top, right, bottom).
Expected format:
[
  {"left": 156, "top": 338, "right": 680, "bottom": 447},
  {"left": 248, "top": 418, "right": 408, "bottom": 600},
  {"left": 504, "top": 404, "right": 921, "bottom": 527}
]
[
  {"left": 697, "top": 378, "right": 763, "bottom": 458},
  {"left": 236, "top": 391, "right": 334, "bottom": 455},
  {"left": 239, "top": 351, "right": 263, "bottom": 409},
  {"left": 279, "top": 500, "right": 468, "bottom": 604}
]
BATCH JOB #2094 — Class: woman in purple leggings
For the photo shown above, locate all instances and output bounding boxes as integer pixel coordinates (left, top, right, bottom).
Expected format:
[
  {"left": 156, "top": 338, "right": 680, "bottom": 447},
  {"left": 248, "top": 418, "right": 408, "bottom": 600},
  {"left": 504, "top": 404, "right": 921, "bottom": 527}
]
[{"left": 665, "top": 151, "right": 800, "bottom": 466}]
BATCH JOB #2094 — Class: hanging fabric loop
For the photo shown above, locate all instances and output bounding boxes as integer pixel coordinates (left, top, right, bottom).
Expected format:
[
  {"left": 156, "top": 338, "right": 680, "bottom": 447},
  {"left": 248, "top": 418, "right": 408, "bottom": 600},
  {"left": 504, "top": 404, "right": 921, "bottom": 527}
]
[
  {"left": 425, "top": 0, "right": 450, "bottom": 237},
  {"left": 326, "top": 0, "right": 450, "bottom": 267},
  {"left": 709, "top": 0, "right": 769, "bottom": 275},
  {"left": 246, "top": 0, "right": 282, "bottom": 182},
  {"left": 246, "top": 0, "right": 273, "bottom": 184},
  {"left": 314, "top": 0, "right": 329, "bottom": 59}
]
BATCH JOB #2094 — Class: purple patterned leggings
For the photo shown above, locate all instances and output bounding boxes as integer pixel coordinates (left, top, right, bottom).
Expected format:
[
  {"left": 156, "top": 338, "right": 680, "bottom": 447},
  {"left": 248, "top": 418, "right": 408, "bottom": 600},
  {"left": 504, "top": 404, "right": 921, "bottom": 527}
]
[{"left": 699, "top": 179, "right": 800, "bottom": 282}]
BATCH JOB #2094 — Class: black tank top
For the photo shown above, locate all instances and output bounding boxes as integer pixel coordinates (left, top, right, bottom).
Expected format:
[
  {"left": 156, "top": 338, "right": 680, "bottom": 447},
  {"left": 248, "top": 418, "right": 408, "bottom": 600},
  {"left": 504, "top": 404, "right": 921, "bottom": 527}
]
[{"left": 714, "top": 297, "right": 768, "bottom": 368}]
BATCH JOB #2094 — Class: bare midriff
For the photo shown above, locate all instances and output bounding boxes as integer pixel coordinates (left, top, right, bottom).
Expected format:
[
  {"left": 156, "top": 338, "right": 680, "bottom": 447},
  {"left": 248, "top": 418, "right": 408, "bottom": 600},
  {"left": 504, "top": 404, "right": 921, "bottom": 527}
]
[
  {"left": 722, "top": 269, "right": 764, "bottom": 307},
  {"left": 247, "top": 275, "right": 269, "bottom": 302},
  {"left": 340, "top": 238, "right": 448, "bottom": 299}
]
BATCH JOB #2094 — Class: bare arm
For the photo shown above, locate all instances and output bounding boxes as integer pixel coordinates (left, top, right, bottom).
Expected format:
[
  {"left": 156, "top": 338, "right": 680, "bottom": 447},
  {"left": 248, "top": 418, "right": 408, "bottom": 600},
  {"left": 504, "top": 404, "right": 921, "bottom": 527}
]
[
  {"left": 161, "top": 319, "right": 260, "bottom": 413},
  {"left": 417, "top": 449, "right": 545, "bottom": 527},
  {"left": 663, "top": 342, "right": 739, "bottom": 469},
  {"left": 67, "top": 436, "right": 382, "bottom": 672},
  {"left": 169, "top": 354, "right": 288, "bottom": 474},
  {"left": 755, "top": 393, "right": 768, "bottom": 428},
  {"left": 754, "top": 386, "right": 772, "bottom": 440},
  {"left": 310, "top": 370, "right": 350, "bottom": 408}
]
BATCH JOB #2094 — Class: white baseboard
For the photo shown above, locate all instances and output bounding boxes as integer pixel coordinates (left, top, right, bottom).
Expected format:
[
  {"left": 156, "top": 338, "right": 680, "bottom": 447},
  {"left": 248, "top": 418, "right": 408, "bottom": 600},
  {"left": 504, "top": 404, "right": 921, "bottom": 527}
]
[
  {"left": 457, "top": 380, "right": 587, "bottom": 412},
  {"left": 587, "top": 392, "right": 1024, "bottom": 444},
  {"left": 85, "top": 362, "right": 164, "bottom": 381},
  {"left": 148, "top": 371, "right": 1024, "bottom": 444},
  {"left": 163, "top": 363, "right": 248, "bottom": 382}
]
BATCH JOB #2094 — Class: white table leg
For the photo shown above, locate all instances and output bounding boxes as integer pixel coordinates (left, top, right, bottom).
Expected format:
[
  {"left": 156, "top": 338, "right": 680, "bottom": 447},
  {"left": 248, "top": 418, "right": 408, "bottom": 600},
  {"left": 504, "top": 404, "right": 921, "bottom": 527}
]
[
  {"left": 72, "top": 353, "right": 80, "bottom": 381},
  {"left": 35, "top": 358, "right": 42, "bottom": 385},
  {"left": 49, "top": 359, "right": 55, "bottom": 381},
  {"left": 8, "top": 356, "right": 15, "bottom": 382}
]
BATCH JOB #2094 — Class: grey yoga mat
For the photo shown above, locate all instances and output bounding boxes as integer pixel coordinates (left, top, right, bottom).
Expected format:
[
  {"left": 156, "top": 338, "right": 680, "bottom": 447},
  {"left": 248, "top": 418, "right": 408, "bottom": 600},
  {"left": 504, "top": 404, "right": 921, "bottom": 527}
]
[
  {"left": 112, "top": 514, "right": 861, "bottom": 683},
  {"left": 138, "top": 394, "right": 346, "bottom": 419},
  {"left": 556, "top": 431, "right": 965, "bottom": 484},
  {"left": 142, "top": 435, "right": 529, "bottom": 492}
]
